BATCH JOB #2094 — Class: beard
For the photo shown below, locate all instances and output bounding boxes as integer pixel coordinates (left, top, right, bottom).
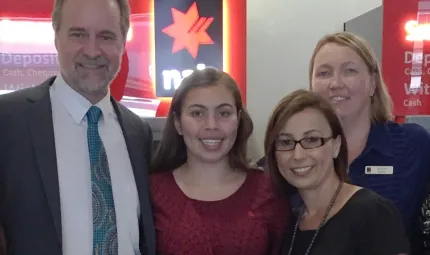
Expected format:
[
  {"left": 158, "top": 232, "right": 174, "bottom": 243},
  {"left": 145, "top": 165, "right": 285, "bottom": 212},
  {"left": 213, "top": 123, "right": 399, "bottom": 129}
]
[{"left": 62, "top": 54, "right": 120, "bottom": 95}]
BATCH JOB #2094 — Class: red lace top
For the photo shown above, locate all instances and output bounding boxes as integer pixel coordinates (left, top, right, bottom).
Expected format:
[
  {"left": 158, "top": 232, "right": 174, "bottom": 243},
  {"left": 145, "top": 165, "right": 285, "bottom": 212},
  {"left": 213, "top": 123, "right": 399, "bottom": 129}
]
[{"left": 150, "top": 169, "right": 290, "bottom": 255}]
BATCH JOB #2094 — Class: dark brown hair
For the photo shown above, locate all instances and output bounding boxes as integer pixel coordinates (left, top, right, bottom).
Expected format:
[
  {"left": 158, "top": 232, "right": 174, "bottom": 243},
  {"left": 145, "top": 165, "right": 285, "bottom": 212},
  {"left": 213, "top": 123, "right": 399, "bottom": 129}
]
[
  {"left": 264, "top": 89, "right": 349, "bottom": 196},
  {"left": 150, "top": 67, "right": 253, "bottom": 173}
]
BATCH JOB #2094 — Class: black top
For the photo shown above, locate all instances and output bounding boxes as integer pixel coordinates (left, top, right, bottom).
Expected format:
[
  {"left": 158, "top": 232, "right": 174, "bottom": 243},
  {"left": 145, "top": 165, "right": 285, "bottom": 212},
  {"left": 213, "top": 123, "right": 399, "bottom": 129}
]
[{"left": 281, "top": 189, "right": 410, "bottom": 255}]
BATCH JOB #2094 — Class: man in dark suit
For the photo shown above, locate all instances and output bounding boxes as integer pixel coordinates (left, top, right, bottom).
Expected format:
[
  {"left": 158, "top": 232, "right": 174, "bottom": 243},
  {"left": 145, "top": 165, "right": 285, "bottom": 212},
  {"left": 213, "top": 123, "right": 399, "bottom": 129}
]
[{"left": 0, "top": 0, "right": 155, "bottom": 254}]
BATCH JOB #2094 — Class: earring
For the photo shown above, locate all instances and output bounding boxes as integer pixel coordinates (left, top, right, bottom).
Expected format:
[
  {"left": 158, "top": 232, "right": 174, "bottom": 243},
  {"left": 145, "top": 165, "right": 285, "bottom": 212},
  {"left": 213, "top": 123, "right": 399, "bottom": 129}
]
[{"left": 334, "top": 150, "right": 339, "bottom": 158}]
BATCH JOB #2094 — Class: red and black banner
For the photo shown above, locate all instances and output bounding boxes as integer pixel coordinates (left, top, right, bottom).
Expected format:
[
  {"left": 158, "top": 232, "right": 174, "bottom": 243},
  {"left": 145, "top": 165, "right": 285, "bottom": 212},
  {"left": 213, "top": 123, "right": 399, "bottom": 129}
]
[{"left": 154, "top": 0, "right": 223, "bottom": 97}]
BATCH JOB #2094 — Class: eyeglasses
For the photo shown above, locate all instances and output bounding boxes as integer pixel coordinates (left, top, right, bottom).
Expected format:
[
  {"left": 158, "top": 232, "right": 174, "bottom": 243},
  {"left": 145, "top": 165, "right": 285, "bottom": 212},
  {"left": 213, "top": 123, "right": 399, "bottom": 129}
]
[{"left": 274, "top": 137, "right": 332, "bottom": 151}]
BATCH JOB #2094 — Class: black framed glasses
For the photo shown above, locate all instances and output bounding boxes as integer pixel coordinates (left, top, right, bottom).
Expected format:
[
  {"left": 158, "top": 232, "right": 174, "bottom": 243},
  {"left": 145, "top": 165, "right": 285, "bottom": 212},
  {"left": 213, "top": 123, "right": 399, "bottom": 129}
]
[{"left": 275, "top": 137, "right": 332, "bottom": 151}]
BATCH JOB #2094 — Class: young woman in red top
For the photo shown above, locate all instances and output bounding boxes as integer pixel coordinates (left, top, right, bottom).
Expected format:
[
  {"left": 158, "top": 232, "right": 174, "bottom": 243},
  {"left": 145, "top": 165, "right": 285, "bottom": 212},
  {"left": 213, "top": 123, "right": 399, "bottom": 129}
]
[{"left": 150, "top": 67, "right": 289, "bottom": 255}]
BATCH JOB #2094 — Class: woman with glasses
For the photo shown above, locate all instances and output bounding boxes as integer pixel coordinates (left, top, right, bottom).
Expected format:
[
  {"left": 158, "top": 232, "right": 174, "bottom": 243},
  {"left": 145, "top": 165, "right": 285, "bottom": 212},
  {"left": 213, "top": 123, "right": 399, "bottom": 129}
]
[{"left": 264, "top": 89, "right": 409, "bottom": 255}]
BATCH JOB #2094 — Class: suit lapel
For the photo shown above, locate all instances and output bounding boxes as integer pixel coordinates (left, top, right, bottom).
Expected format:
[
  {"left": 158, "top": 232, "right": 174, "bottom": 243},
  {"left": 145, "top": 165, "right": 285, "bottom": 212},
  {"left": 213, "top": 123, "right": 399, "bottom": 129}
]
[
  {"left": 26, "top": 78, "right": 62, "bottom": 245},
  {"left": 111, "top": 100, "right": 155, "bottom": 255}
]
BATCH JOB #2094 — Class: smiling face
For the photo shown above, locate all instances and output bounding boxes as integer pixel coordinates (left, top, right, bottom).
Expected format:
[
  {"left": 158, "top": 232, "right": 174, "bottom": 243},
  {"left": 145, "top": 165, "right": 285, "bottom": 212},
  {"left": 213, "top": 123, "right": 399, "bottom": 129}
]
[
  {"left": 311, "top": 43, "right": 375, "bottom": 120},
  {"left": 174, "top": 84, "right": 239, "bottom": 164},
  {"left": 275, "top": 108, "right": 341, "bottom": 190},
  {"left": 55, "top": 0, "right": 125, "bottom": 101}
]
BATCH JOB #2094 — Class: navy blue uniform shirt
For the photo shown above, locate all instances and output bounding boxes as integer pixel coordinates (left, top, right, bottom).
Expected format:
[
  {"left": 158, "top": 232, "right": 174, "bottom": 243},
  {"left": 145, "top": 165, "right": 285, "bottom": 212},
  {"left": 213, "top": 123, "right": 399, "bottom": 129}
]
[{"left": 349, "top": 122, "right": 430, "bottom": 253}]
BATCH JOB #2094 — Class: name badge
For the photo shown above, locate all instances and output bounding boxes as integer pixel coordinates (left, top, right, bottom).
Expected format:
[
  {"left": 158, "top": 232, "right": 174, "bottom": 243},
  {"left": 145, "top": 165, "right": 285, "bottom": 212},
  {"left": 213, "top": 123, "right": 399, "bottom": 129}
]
[{"left": 365, "top": 166, "right": 394, "bottom": 175}]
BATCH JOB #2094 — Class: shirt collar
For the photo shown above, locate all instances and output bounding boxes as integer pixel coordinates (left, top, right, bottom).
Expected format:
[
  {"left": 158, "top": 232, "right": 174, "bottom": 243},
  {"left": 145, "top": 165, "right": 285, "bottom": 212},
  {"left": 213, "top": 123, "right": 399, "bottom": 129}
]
[
  {"left": 51, "top": 75, "right": 113, "bottom": 124},
  {"left": 365, "top": 122, "right": 393, "bottom": 157}
]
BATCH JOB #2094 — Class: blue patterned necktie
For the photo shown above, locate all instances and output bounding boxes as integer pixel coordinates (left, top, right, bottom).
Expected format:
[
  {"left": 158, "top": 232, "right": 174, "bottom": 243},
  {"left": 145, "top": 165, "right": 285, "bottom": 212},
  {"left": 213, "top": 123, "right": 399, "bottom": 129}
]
[{"left": 87, "top": 106, "right": 118, "bottom": 255}]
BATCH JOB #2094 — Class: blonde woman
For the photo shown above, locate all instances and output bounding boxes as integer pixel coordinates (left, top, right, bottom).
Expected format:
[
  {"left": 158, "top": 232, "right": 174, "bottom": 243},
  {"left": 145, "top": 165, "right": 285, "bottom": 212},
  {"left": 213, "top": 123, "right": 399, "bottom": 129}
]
[{"left": 309, "top": 31, "right": 430, "bottom": 254}]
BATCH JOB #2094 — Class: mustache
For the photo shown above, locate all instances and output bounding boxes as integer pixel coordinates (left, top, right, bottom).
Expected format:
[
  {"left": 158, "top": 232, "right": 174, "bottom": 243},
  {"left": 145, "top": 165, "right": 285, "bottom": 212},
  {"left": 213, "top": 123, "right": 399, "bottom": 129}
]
[{"left": 77, "top": 56, "right": 109, "bottom": 66}]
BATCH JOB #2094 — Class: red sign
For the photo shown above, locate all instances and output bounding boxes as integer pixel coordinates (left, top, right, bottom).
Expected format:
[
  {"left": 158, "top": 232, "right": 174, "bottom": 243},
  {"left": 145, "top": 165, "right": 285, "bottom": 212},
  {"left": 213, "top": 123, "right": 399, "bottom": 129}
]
[
  {"left": 0, "top": 0, "right": 247, "bottom": 117},
  {"left": 383, "top": 0, "right": 430, "bottom": 115}
]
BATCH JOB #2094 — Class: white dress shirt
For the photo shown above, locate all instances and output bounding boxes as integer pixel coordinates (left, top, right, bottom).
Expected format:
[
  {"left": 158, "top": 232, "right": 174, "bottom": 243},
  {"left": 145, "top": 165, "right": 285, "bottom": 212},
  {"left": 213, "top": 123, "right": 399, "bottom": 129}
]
[{"left": 50, "top": 75, "right": 141, "bottom": 255}]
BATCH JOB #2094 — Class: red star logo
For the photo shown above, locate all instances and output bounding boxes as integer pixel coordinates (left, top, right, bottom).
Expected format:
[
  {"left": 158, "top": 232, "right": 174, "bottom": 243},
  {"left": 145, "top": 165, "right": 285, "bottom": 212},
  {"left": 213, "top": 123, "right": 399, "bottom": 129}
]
[{"left": 162, "top": 2, "right": 214, "bottom": 59}]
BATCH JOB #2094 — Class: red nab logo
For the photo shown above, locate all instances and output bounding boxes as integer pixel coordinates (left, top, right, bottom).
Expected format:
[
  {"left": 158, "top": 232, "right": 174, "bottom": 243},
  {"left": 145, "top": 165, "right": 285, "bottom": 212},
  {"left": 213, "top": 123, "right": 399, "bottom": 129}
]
[{"left": 162, "top": 2, "right": 214, "bottom": 59}]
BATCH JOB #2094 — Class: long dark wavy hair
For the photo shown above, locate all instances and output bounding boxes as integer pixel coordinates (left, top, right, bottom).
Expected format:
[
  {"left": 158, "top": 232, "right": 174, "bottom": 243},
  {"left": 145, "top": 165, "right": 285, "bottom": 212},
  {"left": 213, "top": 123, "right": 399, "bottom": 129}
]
[{"left": 150, "top": 67, "right": 254, "bottom": 173}]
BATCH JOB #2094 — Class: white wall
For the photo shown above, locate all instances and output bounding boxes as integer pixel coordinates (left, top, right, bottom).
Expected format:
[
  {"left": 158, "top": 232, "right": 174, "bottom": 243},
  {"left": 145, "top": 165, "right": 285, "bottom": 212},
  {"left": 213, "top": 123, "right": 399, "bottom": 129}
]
[{"left": 246, "top": 0, "right": 383, "bottom": 160}]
